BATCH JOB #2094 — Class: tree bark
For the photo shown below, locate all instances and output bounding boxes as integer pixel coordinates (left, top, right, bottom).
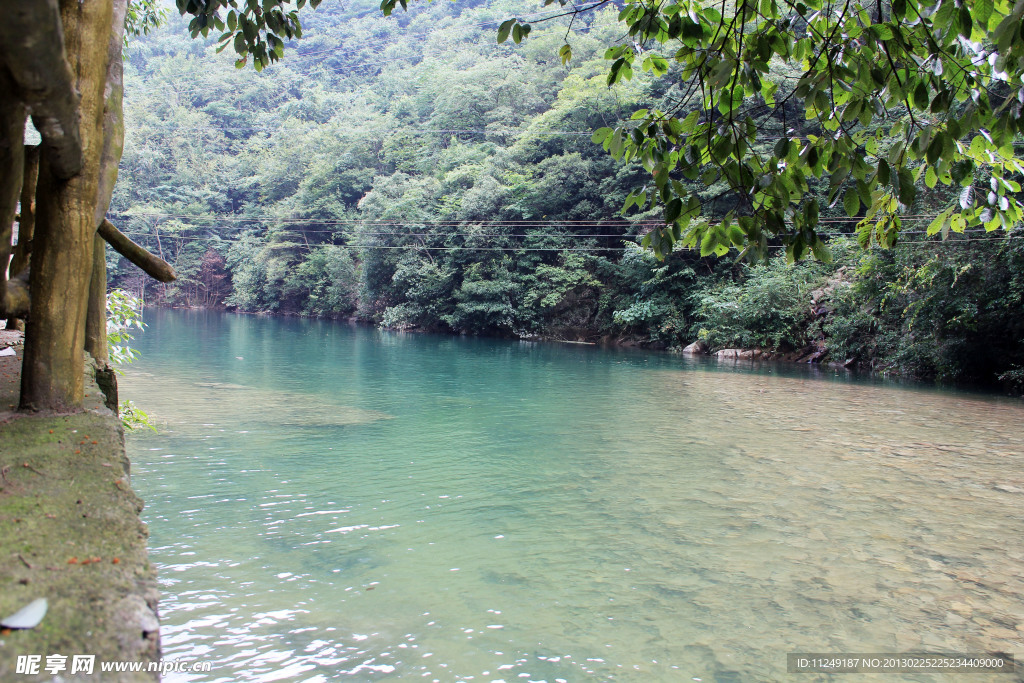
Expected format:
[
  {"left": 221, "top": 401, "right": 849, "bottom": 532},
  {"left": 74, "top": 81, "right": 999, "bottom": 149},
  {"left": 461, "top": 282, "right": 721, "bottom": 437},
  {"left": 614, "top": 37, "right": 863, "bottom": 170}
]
[
  {"left": 86, "top": 0, "right": 128, "bottom": 377},
  {"left": 0, "top": 71, "right": 26, "bottom": 320},
  {"left": 99, "top": 219, "right": 176, "bottom": 282},
  {"left": 20, "top": 0, "right": 119, "bottom": 411},
  {"left": 85, "top": 233, "right": 108, "bottom": 363},
  {"left": 6, "top": 146, "right": 42, "bottom": 330},
  {"left": 94, "top": 0, "right": 127, "bottom": 227},
  {"left": 10, "top": 145, "right": 41, "bottom": 279},
  {"left": 0, "top": 0, "right": 83, "bottom": 180},
  {"left": 1, "top": 272, "right": 30, "bottom": 319}
]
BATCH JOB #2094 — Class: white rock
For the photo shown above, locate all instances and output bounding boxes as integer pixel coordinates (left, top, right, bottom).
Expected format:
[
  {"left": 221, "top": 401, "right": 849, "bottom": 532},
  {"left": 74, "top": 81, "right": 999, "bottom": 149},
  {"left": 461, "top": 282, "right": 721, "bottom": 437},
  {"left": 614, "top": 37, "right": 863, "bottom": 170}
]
[
  {"left": 117, "top": 595, "right": 159, "bottom": 633},
  {"left": 0, "top": 347, "right": 16, "bottom": 357},
  {"left": 1, "top": 598, "right": 48, "bottom": 629}
]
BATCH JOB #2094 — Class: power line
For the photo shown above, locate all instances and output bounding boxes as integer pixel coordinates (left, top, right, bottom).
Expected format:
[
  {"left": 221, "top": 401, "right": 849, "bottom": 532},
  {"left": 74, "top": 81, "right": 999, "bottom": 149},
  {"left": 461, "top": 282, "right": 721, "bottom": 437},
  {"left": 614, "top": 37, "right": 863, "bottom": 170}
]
[
  {"left": 107, "top": 211, "right": 1014, "bottom": 241},
  {"left": 116, "top": 230, "right": 1023, "bottom": 251},
  {"left": 119, "top": 231, "right": 634, "bottom": 250},
  {"left": 110, "top": 211, "right": 954, "bottom": 224},
  {"left": 109, "top": 212, "right": 660, "bottom": 226}
]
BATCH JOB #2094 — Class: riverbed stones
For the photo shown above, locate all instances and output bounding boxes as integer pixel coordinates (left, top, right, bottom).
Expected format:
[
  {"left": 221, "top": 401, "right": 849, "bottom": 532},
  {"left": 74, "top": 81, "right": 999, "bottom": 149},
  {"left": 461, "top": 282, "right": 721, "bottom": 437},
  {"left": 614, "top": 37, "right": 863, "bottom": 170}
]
[{"left": 121, "top": 372, "right": 394, "bottom": 429}]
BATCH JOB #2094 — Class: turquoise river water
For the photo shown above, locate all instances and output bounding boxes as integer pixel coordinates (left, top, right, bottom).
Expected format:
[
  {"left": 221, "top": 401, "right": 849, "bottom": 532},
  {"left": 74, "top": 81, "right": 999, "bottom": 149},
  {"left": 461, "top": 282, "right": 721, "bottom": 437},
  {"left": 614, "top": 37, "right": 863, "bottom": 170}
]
[{"left": 121, "top": 309, "right": 1024, "bottom": 682}]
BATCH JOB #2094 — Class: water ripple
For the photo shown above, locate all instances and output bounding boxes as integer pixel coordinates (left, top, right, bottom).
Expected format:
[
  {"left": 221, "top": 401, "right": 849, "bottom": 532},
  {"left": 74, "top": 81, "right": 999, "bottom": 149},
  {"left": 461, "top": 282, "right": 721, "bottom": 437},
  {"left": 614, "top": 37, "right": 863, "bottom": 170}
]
[{"left": 124, "top": 311, "right": 1024, "bottom": 682}]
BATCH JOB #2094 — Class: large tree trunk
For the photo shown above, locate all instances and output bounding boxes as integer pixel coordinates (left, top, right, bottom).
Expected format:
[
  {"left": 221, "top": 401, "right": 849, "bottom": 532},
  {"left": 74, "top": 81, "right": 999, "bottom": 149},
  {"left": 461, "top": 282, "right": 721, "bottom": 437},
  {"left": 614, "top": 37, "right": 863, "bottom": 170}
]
[
  {"left": 87, "top": 0, "right": 128, "bottom": 372},
  {"left": 20, "top": 0, "right": 120, "bottom": 411},
  {"left": 0, "top": 0, "right": 83, "bottom": 180}
]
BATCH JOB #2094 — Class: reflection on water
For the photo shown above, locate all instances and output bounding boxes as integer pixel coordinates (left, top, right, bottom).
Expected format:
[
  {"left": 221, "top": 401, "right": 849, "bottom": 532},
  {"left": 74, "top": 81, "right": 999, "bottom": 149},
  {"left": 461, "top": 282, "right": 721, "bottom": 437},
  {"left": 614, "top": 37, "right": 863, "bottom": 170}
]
[{"left": 123, "top": 310, "right": 1024, "bottom": 682}]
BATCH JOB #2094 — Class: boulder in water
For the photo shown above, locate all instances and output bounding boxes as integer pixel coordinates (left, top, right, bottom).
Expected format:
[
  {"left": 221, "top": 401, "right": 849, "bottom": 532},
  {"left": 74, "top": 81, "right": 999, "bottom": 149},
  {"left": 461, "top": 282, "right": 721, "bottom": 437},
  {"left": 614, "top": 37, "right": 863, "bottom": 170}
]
[{"left": 681, "top": 341, "right": 706, "bottom": 355}]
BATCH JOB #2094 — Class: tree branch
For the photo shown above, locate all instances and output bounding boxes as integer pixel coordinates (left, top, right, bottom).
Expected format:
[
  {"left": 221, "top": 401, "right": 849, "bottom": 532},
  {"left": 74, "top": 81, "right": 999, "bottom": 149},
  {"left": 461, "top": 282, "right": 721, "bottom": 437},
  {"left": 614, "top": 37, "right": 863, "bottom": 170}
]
[{"left": 98, "top": 219, "right": 177, "bottom": 282}]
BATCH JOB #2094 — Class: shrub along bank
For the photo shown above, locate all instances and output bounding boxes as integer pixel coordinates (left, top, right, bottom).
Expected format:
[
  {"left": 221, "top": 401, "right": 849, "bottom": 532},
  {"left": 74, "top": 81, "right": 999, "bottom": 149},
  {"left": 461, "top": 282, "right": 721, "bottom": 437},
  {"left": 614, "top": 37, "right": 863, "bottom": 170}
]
[{"left": 109, "top": 3, "right": 1024, "bottom": 392}]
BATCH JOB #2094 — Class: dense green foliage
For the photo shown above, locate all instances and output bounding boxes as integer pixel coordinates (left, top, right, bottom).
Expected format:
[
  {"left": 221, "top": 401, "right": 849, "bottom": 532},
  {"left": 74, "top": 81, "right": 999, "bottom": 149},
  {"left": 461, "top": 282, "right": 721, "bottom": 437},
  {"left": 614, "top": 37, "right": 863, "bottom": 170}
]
[
  {"left": 110, "top": 0, "right": 1024, "bottom": 389},
  {"left": 821, "top": 236, "right": 1024, "bottom": 385},
  {"left": 495, "top": 0, "right": 1024, "bottom": 260}
]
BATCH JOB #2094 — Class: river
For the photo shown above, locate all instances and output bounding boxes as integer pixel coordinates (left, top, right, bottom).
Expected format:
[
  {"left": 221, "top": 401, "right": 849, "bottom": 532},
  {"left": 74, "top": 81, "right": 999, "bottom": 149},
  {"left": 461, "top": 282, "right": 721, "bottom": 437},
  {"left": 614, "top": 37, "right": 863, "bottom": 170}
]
[{"left": 121, "top": 309, "right": 1024, "bottom": 682}]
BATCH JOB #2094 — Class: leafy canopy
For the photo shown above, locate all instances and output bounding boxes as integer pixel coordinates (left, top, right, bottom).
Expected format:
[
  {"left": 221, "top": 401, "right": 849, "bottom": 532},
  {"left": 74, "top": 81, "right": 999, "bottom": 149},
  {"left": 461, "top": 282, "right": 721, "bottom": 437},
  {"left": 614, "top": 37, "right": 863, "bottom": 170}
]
[
  {"left": 126, "top": 0, "right": 168, "bottom": 46},
  {"left": 175, "top": 0, "right": 322, "bottom": 71},
  {"left": 183, "top": 0, "right": 1024, "bottom": 260},
  {"left": 394, "top": 0, "right": 1024, "bottom": 260}
]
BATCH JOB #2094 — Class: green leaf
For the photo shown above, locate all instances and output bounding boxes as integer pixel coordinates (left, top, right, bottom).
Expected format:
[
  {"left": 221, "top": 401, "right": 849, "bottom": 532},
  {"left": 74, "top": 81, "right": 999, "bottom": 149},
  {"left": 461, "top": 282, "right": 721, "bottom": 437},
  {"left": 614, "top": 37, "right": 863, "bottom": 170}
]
[
  {"left": 841, "top": 99, "right": 862, "bottom": 123},
  {"left": 497, "top": 18, "right": 514, "bottom": 44},
  {"left": 927, "top": 209, "right": 950, "bottom": 236},
  {"left": 699, "top": 228, "right": 717, "bottom": 257},
  {"left": 559, "top": 44, "right": 572, "bottom": 65},
  {"left": 843, "top": 187, "right": 860, "bottom": 217},
  {"left": 959, "top": 6, "right": 973, "bottom": 37},
  {"left": 679, "top": 110, "right": 699, "bottom": 135},
  {"left": 591, "top": 127, "right": 613, "bottom": 144},
  {"left": 913, "top": 81, "right": 929, "bottom": 110},
  {"left": 926, "top": 134, "right": 943, "bottom": 165},
  {"left": 976, "top": 0, "right": 993, "bottom": 28},
  {"left": 648, "top": 55, "right": 669, "bottom": 76},
  {"left": 877, "top": 159, "right": 890, "bottom": 187},
  {"left": 774, "top": 137, "right": 790, "bottom": 158},
  {"left": 810, "top": 237, "right": 832, "bottom": 262},
  {"left": 874, "top": 24, "right": 893, "bottom": 40},
  {"left": 804, "top": 197, "right": 819, "bottom": 225},
  {"left": 727, "top": 224, "right": 745, "bottom": 246},
  {"left": 897, "top": 167, "right": 916, "bottom": 205},
  {"left": 242, "top": 17, "right": 257, "bottom": 41},
  {"left": 653, "top": 165, "right": 669, "bottom": 188},
  {"left": 665, "top": 197, "right": 683, "bottom": 222}
]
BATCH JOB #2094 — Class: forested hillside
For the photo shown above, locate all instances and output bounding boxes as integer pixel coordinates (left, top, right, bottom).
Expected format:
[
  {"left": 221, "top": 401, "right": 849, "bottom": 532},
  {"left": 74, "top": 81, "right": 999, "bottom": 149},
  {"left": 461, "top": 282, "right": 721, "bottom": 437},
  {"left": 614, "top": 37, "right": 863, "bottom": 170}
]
[{"left": 110, "top": 0, "right": 1024, "bottom": 389}]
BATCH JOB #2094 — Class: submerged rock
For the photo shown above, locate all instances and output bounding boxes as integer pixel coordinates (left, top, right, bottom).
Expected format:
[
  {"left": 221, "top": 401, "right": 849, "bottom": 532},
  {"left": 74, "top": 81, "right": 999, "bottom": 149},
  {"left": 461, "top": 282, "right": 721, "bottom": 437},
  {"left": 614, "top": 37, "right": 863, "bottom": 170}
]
[{"left": 715, "top": 348, "right": 764, "bottom": 359}]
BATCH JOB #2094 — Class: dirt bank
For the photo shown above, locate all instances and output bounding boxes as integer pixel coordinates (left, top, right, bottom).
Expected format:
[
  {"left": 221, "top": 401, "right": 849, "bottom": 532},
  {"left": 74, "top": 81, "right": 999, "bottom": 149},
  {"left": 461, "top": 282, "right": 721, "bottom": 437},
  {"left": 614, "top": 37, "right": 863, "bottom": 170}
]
[{"left": 0, "top": 334, "right": 159, "bottom": 682}]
